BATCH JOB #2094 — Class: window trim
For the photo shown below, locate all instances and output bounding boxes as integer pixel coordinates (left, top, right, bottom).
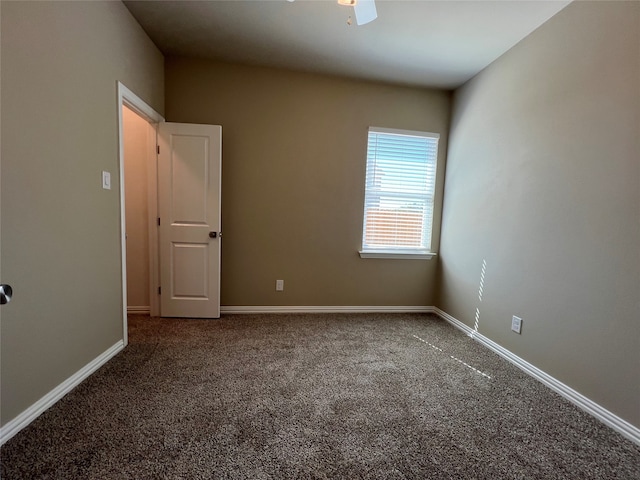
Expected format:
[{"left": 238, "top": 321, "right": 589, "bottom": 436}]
[
  {"left": 359, "top": 127, "right": 439, "bottom": 259},
  {"left": 358, "top": 250, "right": 437, "bottom": 260}
]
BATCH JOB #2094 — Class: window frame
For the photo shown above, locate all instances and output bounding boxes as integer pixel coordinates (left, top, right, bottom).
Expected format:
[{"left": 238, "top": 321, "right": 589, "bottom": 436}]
[{"left": 359, "top": 127, "right": 439, "bottom": 260}]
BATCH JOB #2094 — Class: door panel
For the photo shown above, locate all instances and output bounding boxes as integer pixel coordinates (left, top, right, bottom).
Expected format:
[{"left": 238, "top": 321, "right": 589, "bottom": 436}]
[
  {"left": 158, "top": 122, "right": 221, "bottom": 318},
  {"left": 171, "top": 243, "right": 208, "bottom": 298},
  {"left": 170, "top": 135, "right": 209, "bottom": 224}
]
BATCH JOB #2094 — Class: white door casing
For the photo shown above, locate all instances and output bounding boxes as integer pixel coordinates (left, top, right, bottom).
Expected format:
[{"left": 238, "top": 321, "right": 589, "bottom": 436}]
[
  {"left": 118, "top": 82, "right": 165, "bottom": 343},
  {"left": 157, "top": 122, "right": 222, "bottom": 318}
]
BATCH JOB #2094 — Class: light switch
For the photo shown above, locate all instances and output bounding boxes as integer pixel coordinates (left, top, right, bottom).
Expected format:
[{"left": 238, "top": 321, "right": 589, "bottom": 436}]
[{"left": 102, "top": 171, "right": 111, "bottom": 190}]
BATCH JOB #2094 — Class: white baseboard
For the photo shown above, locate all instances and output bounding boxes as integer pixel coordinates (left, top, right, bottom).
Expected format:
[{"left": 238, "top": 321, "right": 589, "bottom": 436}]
[
  {"left": 433, "top": 307, "right": 640, "bottom": 446},
  {"left": 127, "top": 306, "right": 150, "bottom": 314},
  {"left": 2, "top": 308, "right": 637, "bottom": 448},
  {"left": 221, "top": 305, "right": 435, "bottom": 314},
  {"left": 0, "top": 341, "right": 124, "bottom": 446}
]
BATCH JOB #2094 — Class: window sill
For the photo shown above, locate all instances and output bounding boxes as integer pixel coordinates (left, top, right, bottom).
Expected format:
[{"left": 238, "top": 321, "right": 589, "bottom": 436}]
[{"left": 358, "top": 250, "right": 437, "bottom": 260}]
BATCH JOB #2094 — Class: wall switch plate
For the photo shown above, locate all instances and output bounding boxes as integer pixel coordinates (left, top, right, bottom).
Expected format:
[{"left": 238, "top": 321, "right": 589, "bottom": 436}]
[
  {"left": 512, "top": 315, "right": 523, "bottom": 334},
  {"left": 276, "top": 279, "right": 284, "bottom": 291},
  {"left": 102, "top": 171, "right": 111, "bottom": 190}
]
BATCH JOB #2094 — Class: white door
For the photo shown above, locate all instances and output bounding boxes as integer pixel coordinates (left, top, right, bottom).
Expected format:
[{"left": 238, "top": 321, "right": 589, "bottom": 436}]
[{"left": 157, "top": 122, "right": 222, "bottom": 318}]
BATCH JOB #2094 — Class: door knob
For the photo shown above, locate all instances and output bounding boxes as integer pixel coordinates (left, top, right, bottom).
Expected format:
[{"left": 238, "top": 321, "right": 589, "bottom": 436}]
[
  {"left": 0, "top": 284, "right": 13, "bottom": 305},
  {"left": 209, "top": 231, "right": 222, "bottom": 239}
]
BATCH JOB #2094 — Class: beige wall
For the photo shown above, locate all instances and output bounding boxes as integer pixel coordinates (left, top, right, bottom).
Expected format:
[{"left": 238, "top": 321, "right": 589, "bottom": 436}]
[
  {"left": 0, "top": 1, "right": 164, "bottom": 425},
  {"left": 165, "top": 58, "right": 451, "bottom": 307},
  {"left": 437, "top": 1, "right": 639, "bottom": 427},
  {"left": 5, "top": 0, "right": 634, "bottom": 439},
  {"left": 123, "top": 106, "right": 151, "bottom": 309}
]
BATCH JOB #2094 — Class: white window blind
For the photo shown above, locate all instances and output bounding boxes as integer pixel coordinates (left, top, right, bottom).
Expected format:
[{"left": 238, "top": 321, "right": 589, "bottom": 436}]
[{"left": 361, "top": 127, "right": 439, "bottom": 257}]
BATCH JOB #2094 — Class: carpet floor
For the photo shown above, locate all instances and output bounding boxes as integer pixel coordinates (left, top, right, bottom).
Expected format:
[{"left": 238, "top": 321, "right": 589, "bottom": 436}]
[{"left": 1, "top": 313, "right": 638, "bottom": 479}]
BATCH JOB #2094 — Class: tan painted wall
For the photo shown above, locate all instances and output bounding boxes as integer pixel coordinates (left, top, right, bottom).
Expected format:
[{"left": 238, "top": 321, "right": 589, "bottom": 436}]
[
  {"left": 0, "top": 1, "right": 164, "bottom": 425},
  {"left": 165, "top": 58, "right": 451, "bottom": 307},
  {"left": 437, "top": 1, "right": 640, "bottom": 427},
  {"left": 123, "top": 106, "right": 151, "bottom": 309}
]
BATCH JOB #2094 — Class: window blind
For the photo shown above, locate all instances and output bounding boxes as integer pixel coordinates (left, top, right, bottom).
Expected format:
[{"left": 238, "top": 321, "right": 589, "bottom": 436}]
[{"left": 361, "top": 127, "right": 439, "bottom": 254}]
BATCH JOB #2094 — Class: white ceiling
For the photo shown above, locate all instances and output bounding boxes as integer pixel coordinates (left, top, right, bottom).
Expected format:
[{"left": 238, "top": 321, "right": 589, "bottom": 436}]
[{"left": 124, "top": 0, "right": 570, "bottom": 89}]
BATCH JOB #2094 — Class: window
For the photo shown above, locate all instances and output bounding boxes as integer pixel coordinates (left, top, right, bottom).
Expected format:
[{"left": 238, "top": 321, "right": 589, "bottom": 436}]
[{"left": 360, "top": 127, "right": 439, "bottom": 259}]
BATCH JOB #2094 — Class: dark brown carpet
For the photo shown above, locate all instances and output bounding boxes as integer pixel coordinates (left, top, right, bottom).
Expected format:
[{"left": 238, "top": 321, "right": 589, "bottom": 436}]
[{"left": 1, "top": 313, "right": 639, "bottom": 479}]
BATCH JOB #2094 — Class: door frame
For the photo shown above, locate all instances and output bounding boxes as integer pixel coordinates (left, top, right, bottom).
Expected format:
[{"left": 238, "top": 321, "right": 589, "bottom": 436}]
[{"left": 117, "top": 82, "right": 164, "bottom": 345}]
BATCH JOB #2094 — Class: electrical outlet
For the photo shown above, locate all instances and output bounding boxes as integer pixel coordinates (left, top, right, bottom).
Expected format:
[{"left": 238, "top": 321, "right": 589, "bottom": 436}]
[
  {"left": 511, "top": 315, "right": 523, "bottom": 334},
  {"left": 275, "top": 279, "right": 284, "bottom": 291},
  {"left": 102, "top": 171, "right": 111, "bottom": 190}
]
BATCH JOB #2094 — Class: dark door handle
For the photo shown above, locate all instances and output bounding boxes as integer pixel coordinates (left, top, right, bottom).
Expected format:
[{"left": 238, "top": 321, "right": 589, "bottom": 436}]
[
  {"left": 0, "top": 284, "right": 13, "bottom": 305},
  {"left": 209, "top": 232, "right": 222, "bottom": 239}
]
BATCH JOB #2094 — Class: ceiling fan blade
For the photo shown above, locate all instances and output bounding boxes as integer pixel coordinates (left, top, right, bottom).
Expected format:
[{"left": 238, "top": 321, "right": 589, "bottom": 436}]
[{"left": 354, "top": 0, "right": 377, "bottom": 25}]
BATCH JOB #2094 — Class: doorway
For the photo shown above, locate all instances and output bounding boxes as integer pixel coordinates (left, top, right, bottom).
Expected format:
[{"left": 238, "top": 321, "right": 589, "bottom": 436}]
[
  {"left": 117, "top": 82, "right": 223, "bottom": 344},
  {"left": 122, "top": 105, "right": 155, "bottom": 315},
  {"left": 117, "top": 82, "right": 164, "bottom": 345}
]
